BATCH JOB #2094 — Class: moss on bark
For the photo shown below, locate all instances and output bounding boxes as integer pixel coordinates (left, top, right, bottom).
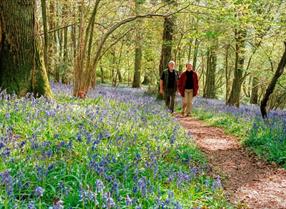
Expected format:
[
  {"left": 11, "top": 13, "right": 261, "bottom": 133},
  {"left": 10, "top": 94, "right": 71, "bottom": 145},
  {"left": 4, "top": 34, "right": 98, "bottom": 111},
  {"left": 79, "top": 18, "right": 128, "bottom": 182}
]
[{"left": 0, "top": 0, "right": 52, "bottom": 97}]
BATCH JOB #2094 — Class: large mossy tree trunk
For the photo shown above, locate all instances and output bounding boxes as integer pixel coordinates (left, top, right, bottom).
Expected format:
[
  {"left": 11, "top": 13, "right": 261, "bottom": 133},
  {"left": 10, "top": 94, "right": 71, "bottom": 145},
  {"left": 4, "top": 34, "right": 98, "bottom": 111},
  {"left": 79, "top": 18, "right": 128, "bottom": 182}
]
[
  {"left": 0, "top": 0, "right": 52, "bottom": 97},
  {"left": 227, "top": 28, "right": 246, "bottom": 107}
]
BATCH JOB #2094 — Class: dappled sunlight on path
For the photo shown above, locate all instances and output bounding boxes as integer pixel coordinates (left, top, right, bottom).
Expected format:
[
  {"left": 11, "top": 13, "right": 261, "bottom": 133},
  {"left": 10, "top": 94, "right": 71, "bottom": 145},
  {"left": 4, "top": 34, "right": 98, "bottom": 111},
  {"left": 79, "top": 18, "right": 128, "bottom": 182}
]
[{"left": 175, "top": 114, "right": 286, "bottom": 209}]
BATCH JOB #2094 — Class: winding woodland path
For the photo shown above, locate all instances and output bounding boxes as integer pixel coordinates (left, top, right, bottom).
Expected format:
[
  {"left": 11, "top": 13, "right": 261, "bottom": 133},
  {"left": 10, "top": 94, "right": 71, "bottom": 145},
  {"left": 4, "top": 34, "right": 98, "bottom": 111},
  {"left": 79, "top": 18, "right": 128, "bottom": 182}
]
[{"left": 175, "top": 115, "right": 286, "bottom": 209}]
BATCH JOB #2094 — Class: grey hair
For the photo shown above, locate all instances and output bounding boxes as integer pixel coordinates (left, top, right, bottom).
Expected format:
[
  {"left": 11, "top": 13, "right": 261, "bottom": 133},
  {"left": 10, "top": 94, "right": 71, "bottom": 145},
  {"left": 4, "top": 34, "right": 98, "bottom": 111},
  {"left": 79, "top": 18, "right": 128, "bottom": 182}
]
[{"left": 168, "top": 60, "right": 175, "bottom": 65}]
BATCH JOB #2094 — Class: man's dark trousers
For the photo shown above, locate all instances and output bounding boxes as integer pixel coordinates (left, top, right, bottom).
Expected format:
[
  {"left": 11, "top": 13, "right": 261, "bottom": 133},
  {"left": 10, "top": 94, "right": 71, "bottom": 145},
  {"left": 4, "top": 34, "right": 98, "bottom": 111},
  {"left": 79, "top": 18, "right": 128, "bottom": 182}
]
[{"left": 165, "top": 89, "right": 176, "bottom": 113}]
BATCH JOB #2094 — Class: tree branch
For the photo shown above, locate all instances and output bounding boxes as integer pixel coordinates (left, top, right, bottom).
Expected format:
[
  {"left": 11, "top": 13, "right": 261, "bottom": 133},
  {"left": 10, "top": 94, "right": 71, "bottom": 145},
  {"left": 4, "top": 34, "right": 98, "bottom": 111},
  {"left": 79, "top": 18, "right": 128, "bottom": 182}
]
[
  {"left": 99, "top": 28, "right": 134, "bottom": 60},
  {"left": 91, "top": 4, "right": 190, "bottom": 70}
]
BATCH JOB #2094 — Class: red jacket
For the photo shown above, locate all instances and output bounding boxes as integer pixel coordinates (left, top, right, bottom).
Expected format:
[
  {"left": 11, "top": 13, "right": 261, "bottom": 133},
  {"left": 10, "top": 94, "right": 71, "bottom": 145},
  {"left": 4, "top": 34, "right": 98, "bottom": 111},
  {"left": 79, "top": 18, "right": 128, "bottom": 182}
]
[{"left": 178, "top": 70, "right": 199, "bottom": 97}]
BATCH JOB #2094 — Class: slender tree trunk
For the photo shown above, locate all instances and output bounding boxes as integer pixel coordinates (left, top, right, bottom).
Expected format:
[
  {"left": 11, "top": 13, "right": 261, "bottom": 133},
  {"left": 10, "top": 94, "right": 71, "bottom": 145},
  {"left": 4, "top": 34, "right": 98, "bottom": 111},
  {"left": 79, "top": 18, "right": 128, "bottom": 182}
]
[
  {"left": 225, "top": 44, "right": 231, "bottom": 102},
  {"left": 227, "top": 28, "right": 247, "bottom": 107},
  {"left": 116, "top": 42, "right": 124, "bottom": 84},
  {"left": 73, "top": 0, "right": 101, "bottom": 96},
  {"left": 133, "top": 46, "right": 142, "bottom": 87},
  {"left": 56, "top": 29, "right": 63, "bottom": 82},
  {"left": 73, "top": 0, "right": 85, "bottom": 97},
  {"left": 71, "top": 5, "right": 77, "bottom": 60},
  {"left": 132, "top": 0, "right": 142, "bottom": 88},
  {"left": 201, "top": 55, "right": 206, "bottom": 95},
  {"left": 0, "top": 0, "right": 52, "bottom": 97},
  {"left": 48, "top": 0, "right": 57, "bottom": 79},
  {"left": 61, "top": 0, "right": 69, "bottom": 84},
  {"left": 159, "top": 16, "right": 174, "bottom": 75},
  {"left": 100, "top": 65, "right": 104, "bottom": 83},
  {"left": 187, "top": 38, "right": 193, "bottom": 62},
  {"left": 41, "top": 0, "right": 49, "bottom": 70},
  {"left": 261, "top": 42, "right": 286, "bottom": 118},
  {"left": 203, "top": 45, "right": 217, "bottom": 99},
  {"left": 193, "top": 38, "right": 199, "bottom": 70},
  {"left": 111, "top": 50, "right": 117, "bottom": 86},
  {"left": 250, "top": 76, "right": 259, "bottom": 104}
]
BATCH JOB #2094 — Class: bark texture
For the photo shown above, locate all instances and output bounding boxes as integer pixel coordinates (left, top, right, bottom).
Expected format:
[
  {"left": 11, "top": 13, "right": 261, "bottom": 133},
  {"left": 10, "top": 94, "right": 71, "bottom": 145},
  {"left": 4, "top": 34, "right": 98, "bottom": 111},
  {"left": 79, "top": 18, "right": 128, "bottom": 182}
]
[{"left": 0, "top": 0, "right": 52, "bottom": 97}]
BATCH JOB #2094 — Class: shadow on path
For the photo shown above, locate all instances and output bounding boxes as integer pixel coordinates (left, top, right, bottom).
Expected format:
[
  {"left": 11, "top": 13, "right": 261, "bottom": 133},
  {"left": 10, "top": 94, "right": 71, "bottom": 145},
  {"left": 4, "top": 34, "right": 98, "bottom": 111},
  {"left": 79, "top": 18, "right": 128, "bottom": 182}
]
[{"left": 176, "top": 115, "right": 286, "bottom": 209}]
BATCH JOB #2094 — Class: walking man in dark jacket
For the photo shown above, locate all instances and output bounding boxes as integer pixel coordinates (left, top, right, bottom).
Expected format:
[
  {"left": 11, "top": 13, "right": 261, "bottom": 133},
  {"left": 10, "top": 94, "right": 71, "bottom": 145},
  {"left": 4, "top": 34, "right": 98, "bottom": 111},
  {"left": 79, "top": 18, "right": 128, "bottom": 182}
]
[{"left": 160, "top": 61, "right": 179, "bottom": 113}]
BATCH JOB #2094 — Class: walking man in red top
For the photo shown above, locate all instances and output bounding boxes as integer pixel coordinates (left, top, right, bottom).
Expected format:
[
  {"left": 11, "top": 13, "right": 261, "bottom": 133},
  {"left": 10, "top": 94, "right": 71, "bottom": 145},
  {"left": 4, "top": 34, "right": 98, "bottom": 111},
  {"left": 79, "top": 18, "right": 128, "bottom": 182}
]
[{"left": 178, "top": 62, "right": 199, "bottom": 117}]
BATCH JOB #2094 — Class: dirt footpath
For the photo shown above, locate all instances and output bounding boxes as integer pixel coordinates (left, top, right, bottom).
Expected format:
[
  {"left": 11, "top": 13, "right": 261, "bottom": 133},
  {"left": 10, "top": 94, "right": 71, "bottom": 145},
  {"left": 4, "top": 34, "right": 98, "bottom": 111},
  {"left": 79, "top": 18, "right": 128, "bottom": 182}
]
[{"left": 176, "top": 116, "right": 286, "bottom": 209}]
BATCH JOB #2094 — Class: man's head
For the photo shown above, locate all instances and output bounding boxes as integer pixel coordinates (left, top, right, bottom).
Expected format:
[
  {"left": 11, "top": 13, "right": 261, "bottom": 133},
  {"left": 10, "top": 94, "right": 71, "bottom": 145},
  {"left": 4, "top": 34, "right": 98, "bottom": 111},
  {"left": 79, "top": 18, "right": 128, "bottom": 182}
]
[
  {"left": 186, "top": 62, "right": 193, "bottom": 71},
  {"left": 168, "top": 61, "right": 175, "bottom": 71}
]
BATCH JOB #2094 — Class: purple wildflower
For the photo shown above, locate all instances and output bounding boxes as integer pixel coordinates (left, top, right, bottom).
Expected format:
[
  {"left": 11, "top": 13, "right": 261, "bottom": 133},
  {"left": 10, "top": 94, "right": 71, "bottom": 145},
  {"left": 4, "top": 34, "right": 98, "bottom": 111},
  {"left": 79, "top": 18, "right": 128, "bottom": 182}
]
[{"left": 35, "top": 186, "right": 44, "bottom": 197}]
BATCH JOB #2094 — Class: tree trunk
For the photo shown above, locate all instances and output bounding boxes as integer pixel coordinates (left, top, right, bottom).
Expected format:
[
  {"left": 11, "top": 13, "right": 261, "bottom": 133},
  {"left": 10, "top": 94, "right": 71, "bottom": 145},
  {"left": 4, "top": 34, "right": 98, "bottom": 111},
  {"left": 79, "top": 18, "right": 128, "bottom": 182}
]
[
  {"left": 73, "top": 0, "right": 101, "bottom": 96},
  {"left": 225, "top": 44, "right": 231, "bottom": 102},
  {"left": 193, "top": 38, "right": 199, "bottom": 70},
  {"left": 100, "top": 65, "right": 105, "bottom": 83},
  {"left": 116, "top": 42, "right": 124, "bottom": 84},
  {"left": 227, "top": 28, "right": 246, "bottom": 107},
  {"left": 260, "top": 42, "right": 286, "bottom": 118},
  {"left": 142, "top": 74, "right": 150, "bottom": 85},
  {"left": 73, "top": 0, "right": 85, "bottom": 97},
  {"left": 111, "top": 50, "right": 117, "bottom": 86},
  {"left": 158, "top": 16, "right": 174, "bottom": 76},
  {"left": 203, "top": 46, "right": 217, "bottom": 98},
  {"left": 61, "top": 0, "right": 69, "bottom": 84},
  {"left": 56, "top": 29, "right": 63, "bottom": 82},
  {"left": 48, "top": 0, "right": 57, "bottom": 79},
  {"left": 41, "top": 0, "right": 49, "bottom": 69},
  {"left": 187, "top": 38, "right": 193, "bottom": 62},
  {"left": 0, "top": 0, "right": 52, "bottom": 97},
  {"left": 133, "top": 46, "right": 142, "bottom": 88},
  {"left": 71, "top": 4, "right": 77, "bottom": 60},
  {"left": 250, "top": 76, "right": 259, "bottom": 104},
  {"left": 132, "top": 0, "right": 142, "bottom": 88}
]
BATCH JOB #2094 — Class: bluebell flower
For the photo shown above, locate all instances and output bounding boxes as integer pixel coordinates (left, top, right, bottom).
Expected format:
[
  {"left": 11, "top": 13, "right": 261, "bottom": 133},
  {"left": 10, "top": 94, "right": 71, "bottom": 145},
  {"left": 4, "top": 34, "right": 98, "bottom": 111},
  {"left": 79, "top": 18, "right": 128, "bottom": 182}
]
[
  {"left": 0, "top": 141, "right": 5, "bottom": 150},
  {"left": 28, "top": 201, "right": 36, "bottom": 209},
  {"left": 19, "top": 140, "right": 26, "bottom": 148},
  {"left": 174, "top": 201, "right": 183, "bottom": 209},
  {"left": 138, "top": 177, "right": 147, "bottom": 197},
  {"left": 35, "top": 186, "right": 44, "bottom": 197},
  {"left": 5, "top": 112, "right": 10, "bottom": 119},
  {"left": 0, "top": 170, "right": 13, "bottom": 197},
  {"left": 103, "top": 192, "right": 116, "bottom": 208},
  {"left": 95, "top": 179, "right": 105, "bottom": 193},
  {"left": 111, "top": 180, "right": 119, "bottom": 197},
  {"left": 2, "top": 148, "right": 10, "bottom": 158},
  {"left": 76, "top": 133, "right": 82, "bottom": 142},
  {"left": 212, "top": 176, "right": 222, "bottom": 190},
  {"left": 126, "top": 195, "right": 132, "bottom": 206}
]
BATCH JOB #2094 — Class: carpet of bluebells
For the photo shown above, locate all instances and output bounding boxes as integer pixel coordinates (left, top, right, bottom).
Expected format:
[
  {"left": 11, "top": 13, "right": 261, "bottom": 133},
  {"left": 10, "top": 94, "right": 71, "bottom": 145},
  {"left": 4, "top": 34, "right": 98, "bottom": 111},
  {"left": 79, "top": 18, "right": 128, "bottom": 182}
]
[
  {"left": 0, "top": 84, "right": 229, "bottom": 209},
  {"left": 191, "top": 97, "right": 286, "bottom": 168}
]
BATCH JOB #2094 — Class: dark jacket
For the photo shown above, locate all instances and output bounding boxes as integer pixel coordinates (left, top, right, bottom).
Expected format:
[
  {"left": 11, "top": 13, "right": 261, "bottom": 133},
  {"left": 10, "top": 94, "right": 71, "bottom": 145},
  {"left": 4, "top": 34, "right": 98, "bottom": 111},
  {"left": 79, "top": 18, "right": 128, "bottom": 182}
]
[
  {"left": 161, "top": 69, "right": 179, "bottom": 91},
  {"left": 178, "top": 70, "right": 199, "bottom": 97}
]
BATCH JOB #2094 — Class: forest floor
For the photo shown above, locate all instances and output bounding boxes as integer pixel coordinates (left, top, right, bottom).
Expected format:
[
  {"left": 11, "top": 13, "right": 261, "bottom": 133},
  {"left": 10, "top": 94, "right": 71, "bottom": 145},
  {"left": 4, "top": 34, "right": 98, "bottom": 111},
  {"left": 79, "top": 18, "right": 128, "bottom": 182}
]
[{"left": 175, "top": 114, "right": 286, "bottom": 209}]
